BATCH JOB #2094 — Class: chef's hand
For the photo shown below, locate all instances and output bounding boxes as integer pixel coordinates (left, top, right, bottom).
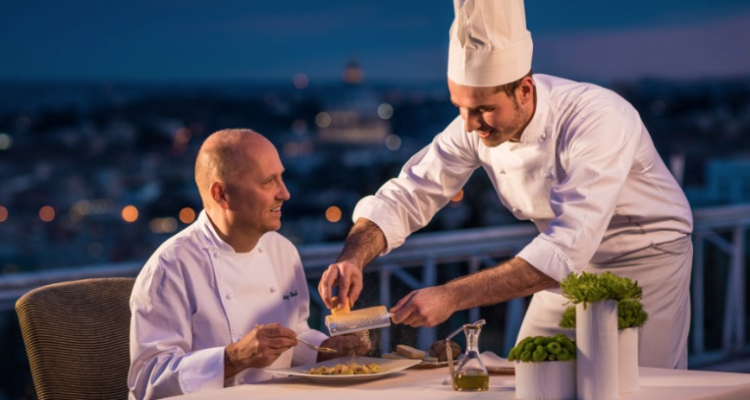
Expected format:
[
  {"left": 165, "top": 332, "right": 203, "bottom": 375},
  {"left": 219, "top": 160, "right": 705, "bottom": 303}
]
[
  {"left": 318, "top": 260, "right": 364, "bottom": 311},
  {"left": 317, "top": 331, "right": 372, "bottom": 362},
  {"left": 390, "top": 286, "right": 457, "bottom": 328},
  {"left": 224, "top": 323, "right": 297, "bottom": 378}
]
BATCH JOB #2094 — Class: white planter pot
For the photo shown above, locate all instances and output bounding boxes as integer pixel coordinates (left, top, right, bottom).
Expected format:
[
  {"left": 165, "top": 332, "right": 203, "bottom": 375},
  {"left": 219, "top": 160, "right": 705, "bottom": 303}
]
[
  {"left": 618, "top": 328, "right": 640, "bottom": 394},
  {"left": 515, "top": 360, "right": 576, "bottom": 400},
  {"left": 576, "top": 301, "right": 619, "bottom": 400}
]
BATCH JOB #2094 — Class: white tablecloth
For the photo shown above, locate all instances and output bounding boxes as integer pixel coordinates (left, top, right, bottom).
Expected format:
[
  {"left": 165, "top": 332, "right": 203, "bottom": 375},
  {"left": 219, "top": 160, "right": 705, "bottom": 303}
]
[{"left": 169, "top": 366, "right": 750, "bottom": 400}]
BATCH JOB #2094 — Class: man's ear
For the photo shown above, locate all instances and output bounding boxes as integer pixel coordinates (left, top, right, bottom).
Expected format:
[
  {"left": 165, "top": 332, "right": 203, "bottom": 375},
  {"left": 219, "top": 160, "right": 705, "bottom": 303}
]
[
  {"left": 209, "top": 182, "right": 230, "bottom": 210},
  {"left": 516, "top": 76, "right": 534, "bottom": 105}
]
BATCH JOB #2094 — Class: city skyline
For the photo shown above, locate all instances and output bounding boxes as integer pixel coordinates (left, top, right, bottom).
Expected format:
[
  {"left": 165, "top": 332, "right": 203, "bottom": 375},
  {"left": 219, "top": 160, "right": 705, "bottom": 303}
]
[{"left": 1, "top": 0, "right": 749, "bottom": 84}]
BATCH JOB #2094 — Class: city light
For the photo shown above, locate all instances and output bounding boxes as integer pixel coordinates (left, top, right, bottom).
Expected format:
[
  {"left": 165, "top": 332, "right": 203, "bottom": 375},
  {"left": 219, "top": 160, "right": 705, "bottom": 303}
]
[
  {"left": 0, "top": 134, "right": 12, "bottom": 150},
  {"left": 315, "top": 112, "right": 332, "bottom": 128},
  {"left": 179, "top": 207, "right": 196, "bottom": 224},
  {"left": 174, "top": 127, "right": 191, "bottom": 145},
  {"left": 150, "top": 217, "right": 178, "bottom": 234},
  {"left": 293, "top": 73, "right": 309, "bottom": 90},
  {"left": 385, "top": 134, "right": 401, "bottom": 150},
  {"left": 315, "top": 112, "right": 331, "bottom": 128},
  {"left": 451, "top": 189, "right": 465, "bottom": 202},
  {"left": 0, "top": 206, "right": 7, "bottom": 222},
  {"left": 122, "top": 205, "right": 139, "bottom": 222},
  {"left": 39, "top": 206, "right": 55, "bottom": 222},
  {"left": 377, "top": 103, "right": 394, "bottom": 120},
  {"left": 325, "top": 206, "right": 342, "bottom": 223}
]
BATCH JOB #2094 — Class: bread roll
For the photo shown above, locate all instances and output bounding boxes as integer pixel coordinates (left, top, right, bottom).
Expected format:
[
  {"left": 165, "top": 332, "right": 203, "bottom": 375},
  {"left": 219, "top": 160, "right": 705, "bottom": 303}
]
[{"left": 429, "top": 340, "right": 462, "bottom": 362}]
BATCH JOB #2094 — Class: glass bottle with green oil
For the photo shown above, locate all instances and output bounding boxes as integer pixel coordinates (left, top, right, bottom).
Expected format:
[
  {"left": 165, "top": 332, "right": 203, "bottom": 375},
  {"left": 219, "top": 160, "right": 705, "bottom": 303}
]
[{"left": 452, "top": 324, "right": 489, "bottom": 391}]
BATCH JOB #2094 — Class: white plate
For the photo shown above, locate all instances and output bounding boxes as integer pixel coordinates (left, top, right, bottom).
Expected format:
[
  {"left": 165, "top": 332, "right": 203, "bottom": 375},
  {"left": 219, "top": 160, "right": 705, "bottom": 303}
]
[
  {"left": 480, "top": 351, "right": 515, "bottom": 374},
  {"left": 265, "top": 356, "right": 421, "bottom": 384}
]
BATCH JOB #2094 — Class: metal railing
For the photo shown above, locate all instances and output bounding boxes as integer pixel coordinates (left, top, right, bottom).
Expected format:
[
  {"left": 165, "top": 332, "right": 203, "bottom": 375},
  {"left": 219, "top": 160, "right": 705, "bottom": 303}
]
[
  {"left": 2, "top": 204, "right": 749, "bottom": 366},
  {"left": 691, "top": 203, "right": 750, "bottom": 366}
]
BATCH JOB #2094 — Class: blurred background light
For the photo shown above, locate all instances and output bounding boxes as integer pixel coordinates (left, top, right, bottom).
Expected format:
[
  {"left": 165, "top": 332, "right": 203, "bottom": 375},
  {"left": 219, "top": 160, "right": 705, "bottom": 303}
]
[
  {"left": 0, "top": 206, "right": 7, "bottom": 222},
  {"left": 325, "top": 206, "right": 342, "bottom": 223},
  {"left": 0, "top": 133, "right": 12, "bottom": 150},
  {"left": 451, "top": 189, "right": 464, "bottom": 203},
  {"left": 122, "top": 205, "right": 139, "bottom": 222},
  {"left": 315, "top": 112, "right": 331, "bottom": 128},
  {"left": 150, "top": 217, "right": 178, "bottom": 234},
  {"left": 39, "top": 206, "right": 55, "bottom": 222},
  {"left": 377, "top": 103, "right": 394, "bottom": 120},
  {"left": 293, "top": 73, "right": 309, "bottom": 89},
  {"left": 179, "top": 207, "right": 196, "bottom": 224},
  {"left": 385, "top": 134, "right": 401, "bottom": 151}
]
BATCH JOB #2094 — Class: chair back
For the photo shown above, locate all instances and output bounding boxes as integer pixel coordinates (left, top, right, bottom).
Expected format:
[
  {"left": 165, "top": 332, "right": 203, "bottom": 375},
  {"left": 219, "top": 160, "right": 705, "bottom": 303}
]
[{"left": 16, "top": 277, "right": 135, "bottom": 400}]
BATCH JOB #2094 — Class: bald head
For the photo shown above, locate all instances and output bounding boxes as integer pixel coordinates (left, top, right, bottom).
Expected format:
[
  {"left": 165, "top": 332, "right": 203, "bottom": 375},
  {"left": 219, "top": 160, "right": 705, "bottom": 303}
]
[{"left": 195, "top": 128, "right": 274, "bottom": 205}]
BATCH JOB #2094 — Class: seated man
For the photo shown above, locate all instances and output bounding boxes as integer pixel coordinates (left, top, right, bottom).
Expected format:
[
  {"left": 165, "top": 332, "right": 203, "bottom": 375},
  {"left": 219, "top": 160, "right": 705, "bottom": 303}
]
[{"left": 128, "top": 129, "right": 369, "bottom": 400}]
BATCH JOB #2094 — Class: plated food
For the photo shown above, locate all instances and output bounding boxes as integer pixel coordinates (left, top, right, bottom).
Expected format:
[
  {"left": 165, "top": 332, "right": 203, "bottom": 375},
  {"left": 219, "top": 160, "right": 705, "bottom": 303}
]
[
  {"left": 265, "top": 356, "right": 420, "bottom": 384},
  {"left": 308, "top": 362, "right": 381, "bottom": 375}
]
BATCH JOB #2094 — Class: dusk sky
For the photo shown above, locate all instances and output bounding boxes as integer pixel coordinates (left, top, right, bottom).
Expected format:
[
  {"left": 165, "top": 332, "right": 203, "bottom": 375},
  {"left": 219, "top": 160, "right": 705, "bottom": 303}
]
[{"left": 1, "top": 0, "right": 749, "bottom": 84}]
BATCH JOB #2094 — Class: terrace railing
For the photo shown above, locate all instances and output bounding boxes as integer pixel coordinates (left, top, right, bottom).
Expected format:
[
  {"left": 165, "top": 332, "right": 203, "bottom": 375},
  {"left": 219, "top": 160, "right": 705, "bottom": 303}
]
[{"left": 2, "top": 203, "right": 749, "bottom": 367}]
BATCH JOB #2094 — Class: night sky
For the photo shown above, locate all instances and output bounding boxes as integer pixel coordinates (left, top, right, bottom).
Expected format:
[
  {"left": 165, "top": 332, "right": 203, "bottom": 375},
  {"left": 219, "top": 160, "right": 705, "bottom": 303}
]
[{"left": 1, "top": 0, "right": 749, "bottom": 84}]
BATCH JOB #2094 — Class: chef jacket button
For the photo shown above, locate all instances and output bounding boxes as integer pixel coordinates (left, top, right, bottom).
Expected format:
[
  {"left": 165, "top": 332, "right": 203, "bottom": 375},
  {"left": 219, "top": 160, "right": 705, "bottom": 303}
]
[
  {"left": 213, "top": 252, "right": 219, "bottom": 258},
  {"left": 270, "top": 287, "right": 276, "bottom": 293},
  {"left": 258, "top": 246, "right": 264, "bottom": 253},
  {"left": 226, "top": 293, "right": 232, "bottom": 300},
  {"left": 541, "top": 132, "right": 547, "bottom": 140}
]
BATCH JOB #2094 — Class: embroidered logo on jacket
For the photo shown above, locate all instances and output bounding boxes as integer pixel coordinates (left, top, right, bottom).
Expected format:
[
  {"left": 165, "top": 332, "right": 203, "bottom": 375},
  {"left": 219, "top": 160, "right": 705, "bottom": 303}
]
[{"left": 283, "top": 290, "right": 298, "bottom": 300}]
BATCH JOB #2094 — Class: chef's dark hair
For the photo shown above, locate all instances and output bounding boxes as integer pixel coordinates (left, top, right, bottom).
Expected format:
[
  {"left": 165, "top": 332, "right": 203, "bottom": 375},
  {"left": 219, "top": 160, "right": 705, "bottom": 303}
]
[{"left": 494, "top": 69, "right": 533, "bottom": 98}]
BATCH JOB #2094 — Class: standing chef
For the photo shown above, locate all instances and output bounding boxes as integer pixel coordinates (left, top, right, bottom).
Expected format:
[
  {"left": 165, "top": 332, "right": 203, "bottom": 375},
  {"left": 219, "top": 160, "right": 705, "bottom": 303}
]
[{"left": 318, "top": 0, "right": 693, "bottom": 369}]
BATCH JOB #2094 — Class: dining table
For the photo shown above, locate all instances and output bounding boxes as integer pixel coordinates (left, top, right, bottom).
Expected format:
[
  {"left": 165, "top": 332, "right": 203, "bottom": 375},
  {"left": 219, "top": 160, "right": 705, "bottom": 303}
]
[{"left": 169, "top": 363, "right": 750, "bottom": 400}]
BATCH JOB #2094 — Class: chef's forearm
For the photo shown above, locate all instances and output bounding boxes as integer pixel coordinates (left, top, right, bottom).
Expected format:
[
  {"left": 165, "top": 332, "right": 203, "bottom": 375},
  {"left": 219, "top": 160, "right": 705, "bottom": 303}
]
[
  {"left": 336, "top": 218, "right": 387, "bottom": 268},
  {"left": 446, "top": 257, "right": 558, "bottom": 310}
]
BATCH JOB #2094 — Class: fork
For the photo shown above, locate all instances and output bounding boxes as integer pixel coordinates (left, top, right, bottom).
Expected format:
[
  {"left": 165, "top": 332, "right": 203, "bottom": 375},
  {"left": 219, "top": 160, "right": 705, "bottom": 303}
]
[{"left": 297, "top": 337, "right": 338, "bottom": 353}]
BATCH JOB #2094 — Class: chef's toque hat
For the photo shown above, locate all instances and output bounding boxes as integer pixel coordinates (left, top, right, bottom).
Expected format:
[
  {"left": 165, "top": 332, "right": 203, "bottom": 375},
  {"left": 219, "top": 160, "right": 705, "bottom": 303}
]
[{"left": 447, "top": 0, "right": 533, "bottom": 87}]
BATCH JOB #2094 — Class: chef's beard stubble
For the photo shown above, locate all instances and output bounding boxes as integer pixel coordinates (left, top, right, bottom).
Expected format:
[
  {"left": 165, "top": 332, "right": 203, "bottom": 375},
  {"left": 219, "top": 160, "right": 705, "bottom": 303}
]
[{"left": 480, "top": 96, "right": 529, "bottom": 148}]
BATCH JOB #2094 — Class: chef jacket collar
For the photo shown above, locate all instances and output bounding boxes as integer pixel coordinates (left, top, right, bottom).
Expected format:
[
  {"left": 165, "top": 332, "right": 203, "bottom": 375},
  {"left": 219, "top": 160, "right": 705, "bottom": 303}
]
[
  {"left": 517, "top": 75, "right": 549, "bottom": 145},
  {"left": 197, "top": 209, "right": 244, "bottom": 253}
]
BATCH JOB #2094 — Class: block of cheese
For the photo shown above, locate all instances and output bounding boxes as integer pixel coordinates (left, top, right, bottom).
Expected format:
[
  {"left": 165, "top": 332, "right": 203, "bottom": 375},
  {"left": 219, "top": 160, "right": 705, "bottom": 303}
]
[
  {"left": 396, "top": 344, "right": 427, "bottom": 360},
  {"left": 330, "top": 296, "right": 351, "bottom": 316}
]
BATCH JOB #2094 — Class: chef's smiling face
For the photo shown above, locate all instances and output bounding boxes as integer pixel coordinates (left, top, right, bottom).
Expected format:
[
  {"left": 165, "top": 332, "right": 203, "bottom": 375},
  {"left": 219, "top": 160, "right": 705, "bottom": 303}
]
[
  {"left": 227, "top": 138, "right": 290, "bottom": 237},
  {"left": 448, "top": 77, "right": 535, "bottom": 147}
]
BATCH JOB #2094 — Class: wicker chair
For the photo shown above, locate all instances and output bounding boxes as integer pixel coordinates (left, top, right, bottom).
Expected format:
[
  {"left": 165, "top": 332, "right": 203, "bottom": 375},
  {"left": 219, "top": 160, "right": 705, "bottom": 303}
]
[{"left": 16, "top": 277, "right": 135, "bottom": 400}]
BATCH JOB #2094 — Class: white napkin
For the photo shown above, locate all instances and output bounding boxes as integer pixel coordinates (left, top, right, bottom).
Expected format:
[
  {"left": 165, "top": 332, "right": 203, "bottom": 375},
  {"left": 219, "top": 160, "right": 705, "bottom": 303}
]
[{"left": 481, "top": 351, "right": 515, "bottom": 373}]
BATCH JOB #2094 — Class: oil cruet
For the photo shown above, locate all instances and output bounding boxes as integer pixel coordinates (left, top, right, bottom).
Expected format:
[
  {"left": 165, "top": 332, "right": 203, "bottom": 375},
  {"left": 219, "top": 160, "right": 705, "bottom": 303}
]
[{"left": 450, "top": 320, "right": 489, "bottom": 391}]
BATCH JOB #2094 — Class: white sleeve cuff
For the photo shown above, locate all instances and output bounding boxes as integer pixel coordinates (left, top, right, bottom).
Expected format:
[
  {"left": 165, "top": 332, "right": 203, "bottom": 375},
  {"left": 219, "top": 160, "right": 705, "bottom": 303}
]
[
  {"left": 293, "top": 329, "right": 329, "bottom": 366},
  {"left": 516, "top": 236, "right": 576, "bottom": 282},
  {"left": 178, "top": 346, "right": 227, "bottom": 394},
  {"left": 352, "top": 195, "right": 407, "bottom": 254}
]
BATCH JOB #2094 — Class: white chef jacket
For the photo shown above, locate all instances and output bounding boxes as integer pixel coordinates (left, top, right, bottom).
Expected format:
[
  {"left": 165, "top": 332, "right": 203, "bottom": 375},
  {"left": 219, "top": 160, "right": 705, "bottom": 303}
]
[
  {"left": 128, "top": 211, "right": 328, "bottom": 400},
  {"left": 354, "top": 74, "right": 692, "bottom": 280},
  {"left": 353, "top": 74, "right": 694, "bottom": 368}
]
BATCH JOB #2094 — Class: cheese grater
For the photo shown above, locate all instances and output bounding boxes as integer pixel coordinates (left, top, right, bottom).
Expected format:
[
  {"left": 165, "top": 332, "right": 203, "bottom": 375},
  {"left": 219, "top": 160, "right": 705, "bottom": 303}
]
[{"left": 325, "top": 305, "right": 392, "bottom": 336}]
